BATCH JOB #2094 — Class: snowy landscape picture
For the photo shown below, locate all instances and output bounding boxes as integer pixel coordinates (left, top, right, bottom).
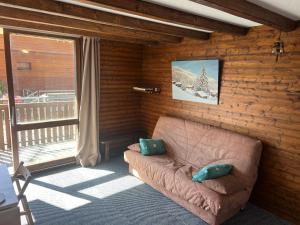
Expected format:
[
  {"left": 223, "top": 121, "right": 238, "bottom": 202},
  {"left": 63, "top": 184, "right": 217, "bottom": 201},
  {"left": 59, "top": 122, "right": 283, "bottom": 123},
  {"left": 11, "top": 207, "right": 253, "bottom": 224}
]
[{"left": 171, "top": 59, "right": 220, "bottom": 105}]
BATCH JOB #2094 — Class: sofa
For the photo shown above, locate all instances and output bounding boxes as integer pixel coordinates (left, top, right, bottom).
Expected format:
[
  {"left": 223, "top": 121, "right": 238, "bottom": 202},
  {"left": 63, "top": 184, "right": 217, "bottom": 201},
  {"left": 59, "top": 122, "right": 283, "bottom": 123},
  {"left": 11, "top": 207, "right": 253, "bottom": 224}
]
[{"left": 124, "top": 116, "right": 262, "bottom": 225}]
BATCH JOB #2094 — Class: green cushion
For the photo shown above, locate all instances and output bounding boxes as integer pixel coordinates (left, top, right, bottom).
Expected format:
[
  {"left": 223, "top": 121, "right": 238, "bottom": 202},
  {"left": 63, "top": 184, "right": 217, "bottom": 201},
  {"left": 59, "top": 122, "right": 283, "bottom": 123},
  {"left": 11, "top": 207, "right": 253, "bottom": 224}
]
[
  {"left": 192, "top": 164, "right": 232, "bottom": 182},
  {"left": 139, "top": 138, "right": 166, "bottom": 156}
]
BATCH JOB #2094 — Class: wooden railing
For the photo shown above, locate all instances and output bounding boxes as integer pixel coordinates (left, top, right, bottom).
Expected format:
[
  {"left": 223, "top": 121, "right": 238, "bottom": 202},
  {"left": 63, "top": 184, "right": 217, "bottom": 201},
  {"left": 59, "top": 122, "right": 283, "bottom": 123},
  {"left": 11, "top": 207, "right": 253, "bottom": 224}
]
[
  {"left": 0, "top": 104, "right": 11, "bottom": 150},
  {"left": 0, "top": 101, "right": 77, "bottom": 151}
]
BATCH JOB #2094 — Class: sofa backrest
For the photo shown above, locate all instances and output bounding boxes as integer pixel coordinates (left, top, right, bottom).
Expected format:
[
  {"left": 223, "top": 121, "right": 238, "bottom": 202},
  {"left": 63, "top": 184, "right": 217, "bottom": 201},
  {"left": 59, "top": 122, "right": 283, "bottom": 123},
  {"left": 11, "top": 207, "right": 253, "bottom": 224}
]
[{"left": 152, "top": 116, "right": 262, "bottom": 188}]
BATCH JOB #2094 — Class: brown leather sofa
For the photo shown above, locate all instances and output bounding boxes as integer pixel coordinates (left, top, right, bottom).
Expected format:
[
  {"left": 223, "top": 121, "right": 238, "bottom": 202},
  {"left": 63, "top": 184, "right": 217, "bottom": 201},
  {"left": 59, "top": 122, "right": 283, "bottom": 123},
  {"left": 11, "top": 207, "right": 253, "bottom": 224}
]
[{"left": 124, "top": 116, "right": 262, "bottom": 225}]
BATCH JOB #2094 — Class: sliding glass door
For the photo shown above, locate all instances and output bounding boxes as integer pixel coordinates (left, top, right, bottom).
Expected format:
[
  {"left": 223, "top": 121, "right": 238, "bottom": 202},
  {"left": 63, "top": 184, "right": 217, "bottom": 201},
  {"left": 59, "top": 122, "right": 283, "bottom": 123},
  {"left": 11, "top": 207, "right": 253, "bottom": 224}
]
[{"left": 3, "top": 29, "right": 80, "bottom": 171}]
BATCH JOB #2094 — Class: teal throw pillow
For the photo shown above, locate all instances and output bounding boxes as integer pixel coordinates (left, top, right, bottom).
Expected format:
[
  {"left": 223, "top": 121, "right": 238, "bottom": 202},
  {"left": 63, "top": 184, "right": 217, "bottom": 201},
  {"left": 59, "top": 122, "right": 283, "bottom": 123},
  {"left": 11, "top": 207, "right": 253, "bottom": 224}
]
[
  {"left": 192, "top": 164, "right": 232, "bottom": 182},
  {"left": 139, "top": 138, "right": 166, "bottom": 156}
]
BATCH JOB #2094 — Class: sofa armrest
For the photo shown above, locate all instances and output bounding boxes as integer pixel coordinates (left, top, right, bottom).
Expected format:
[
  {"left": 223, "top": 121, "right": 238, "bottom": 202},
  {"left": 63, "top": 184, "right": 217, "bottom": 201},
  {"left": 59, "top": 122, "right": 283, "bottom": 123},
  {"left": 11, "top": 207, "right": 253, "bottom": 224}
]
[{"left": 202, "top": 174, "right": 246, "bottom": 195}]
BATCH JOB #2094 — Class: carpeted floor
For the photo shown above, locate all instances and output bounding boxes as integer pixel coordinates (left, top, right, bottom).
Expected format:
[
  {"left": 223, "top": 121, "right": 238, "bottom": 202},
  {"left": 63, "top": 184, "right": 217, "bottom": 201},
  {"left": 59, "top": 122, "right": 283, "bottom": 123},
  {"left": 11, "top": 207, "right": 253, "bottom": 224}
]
[{"left": 24, "top": 156, "right": 290, "bottom": 225}]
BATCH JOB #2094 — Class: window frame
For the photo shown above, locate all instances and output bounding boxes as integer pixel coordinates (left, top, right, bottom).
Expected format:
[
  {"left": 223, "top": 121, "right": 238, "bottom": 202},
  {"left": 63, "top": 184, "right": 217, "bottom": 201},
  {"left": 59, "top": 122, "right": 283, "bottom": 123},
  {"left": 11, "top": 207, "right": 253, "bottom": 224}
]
[{"left": 3, "top": 28, "right": 82, "bottom": 171}]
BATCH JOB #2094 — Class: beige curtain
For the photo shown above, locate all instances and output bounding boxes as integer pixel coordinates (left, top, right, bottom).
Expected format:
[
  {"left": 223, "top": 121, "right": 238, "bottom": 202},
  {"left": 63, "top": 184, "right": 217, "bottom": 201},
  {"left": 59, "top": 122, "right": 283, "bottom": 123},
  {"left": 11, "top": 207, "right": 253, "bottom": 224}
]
[{"left": 76, "top": 37, "right": 100, "bottom": 167}]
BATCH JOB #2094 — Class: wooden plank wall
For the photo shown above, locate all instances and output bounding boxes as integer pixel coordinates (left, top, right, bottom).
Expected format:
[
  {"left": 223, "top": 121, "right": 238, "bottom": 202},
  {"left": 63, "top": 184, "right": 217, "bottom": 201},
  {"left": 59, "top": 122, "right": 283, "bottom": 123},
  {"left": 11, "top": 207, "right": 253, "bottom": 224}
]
[
  {"left": 99, "top": 40, "right": 142, "bottom": 155},
  {"left": 140, "top": 25, "right": 300, "bottom": 223}
]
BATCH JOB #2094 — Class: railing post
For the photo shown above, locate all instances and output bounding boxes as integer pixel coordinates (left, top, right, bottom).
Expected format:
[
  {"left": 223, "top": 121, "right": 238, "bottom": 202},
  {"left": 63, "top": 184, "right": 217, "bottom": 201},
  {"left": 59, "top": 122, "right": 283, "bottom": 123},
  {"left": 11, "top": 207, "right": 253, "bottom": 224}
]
[{"left": 0, "top": 105, "right": 6, "bottom": 150}]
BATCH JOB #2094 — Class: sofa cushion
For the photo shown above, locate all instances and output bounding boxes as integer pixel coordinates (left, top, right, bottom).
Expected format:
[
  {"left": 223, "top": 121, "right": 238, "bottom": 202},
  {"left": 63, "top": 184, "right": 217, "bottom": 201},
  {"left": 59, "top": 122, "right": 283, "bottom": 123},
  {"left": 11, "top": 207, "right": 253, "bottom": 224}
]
[
  {"left": 174, "top": 165, "right": 250, "bottom": 216},
  {"left": 124, "top": 150, "right": 182, "bottom": 193},
  {"left": 192, "top": 164, "right": 232, "bottom": 182},
  {"left": 139, "top": 138, "right": 166, "bottom": 156},
  {"left": 174, "top": 165, "right": 223, "bottom": 215},
  {"left": 202, "top": 175, "right": 246, "bottom": 195}
]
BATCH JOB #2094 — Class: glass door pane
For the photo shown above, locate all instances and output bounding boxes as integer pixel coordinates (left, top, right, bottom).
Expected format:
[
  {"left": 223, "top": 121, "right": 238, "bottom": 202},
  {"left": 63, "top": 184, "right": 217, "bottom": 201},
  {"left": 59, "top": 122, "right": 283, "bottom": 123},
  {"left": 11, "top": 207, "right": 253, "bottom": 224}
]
[
  {"left": 18, "top": 125, "right": 77, "bottom": 166},
  {"left": 5, "top": 30, "right": 79, "bottom": 169},
  {"left": 9, "top": 33, "right": 77, "bottom": 124}
]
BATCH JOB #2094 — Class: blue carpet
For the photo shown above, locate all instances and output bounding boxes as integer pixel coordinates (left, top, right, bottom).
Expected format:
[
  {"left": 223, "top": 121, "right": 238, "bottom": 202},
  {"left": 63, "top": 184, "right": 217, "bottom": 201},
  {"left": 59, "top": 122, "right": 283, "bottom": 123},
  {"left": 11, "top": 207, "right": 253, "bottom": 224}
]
[{"left": 25, "top": 156, "right": 290, "bottom": 225}]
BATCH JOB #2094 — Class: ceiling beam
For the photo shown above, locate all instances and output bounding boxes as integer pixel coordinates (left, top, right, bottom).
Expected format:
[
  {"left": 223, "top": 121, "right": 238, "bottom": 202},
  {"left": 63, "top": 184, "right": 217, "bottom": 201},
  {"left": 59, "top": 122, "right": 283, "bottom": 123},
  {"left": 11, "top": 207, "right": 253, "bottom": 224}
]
[
  {"left": 189, "top": 0, "right": 297, "bottom": 32},
  {"left": 77, "top": 0, "right": 248, "bottom": 35},
  {"left": 0, "top": 17, "right": 159, "bottom": 45},
  {"left": 0, "top": 0, "right": 209, "bottom": 40},
  {"left": 0, "top": 6, "right": 182, "bottom": 43}
]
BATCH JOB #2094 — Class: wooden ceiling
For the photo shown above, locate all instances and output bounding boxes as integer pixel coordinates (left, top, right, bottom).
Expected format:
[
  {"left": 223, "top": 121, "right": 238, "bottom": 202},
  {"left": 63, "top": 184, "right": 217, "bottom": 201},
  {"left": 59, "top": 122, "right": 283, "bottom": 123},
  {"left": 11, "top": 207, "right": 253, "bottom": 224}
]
[{"left": 0, "top": 0, "right": 298, "bottom": 44}]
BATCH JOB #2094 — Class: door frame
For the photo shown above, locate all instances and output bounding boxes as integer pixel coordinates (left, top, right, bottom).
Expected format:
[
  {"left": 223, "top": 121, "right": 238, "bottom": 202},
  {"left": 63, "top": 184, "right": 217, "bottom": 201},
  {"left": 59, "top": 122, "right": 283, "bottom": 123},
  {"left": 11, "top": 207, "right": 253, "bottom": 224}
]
[{"left": 3, "top": 28, "right": 82, "bottom": 171}]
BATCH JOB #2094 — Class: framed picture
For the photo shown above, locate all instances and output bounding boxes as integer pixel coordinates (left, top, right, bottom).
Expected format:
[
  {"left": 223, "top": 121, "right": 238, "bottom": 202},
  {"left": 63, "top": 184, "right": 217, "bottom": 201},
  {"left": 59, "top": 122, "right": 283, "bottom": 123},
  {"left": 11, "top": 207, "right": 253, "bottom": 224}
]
[{"left": 171, "top": 59, "right": 220, "bottom": 105}]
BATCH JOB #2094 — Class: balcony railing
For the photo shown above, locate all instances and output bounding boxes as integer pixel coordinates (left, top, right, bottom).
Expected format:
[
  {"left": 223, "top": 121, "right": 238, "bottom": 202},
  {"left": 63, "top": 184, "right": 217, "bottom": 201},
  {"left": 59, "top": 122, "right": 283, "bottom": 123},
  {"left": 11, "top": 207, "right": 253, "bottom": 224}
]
[{"left": 0, "top": 101, "right": 77, "bottom": 151}]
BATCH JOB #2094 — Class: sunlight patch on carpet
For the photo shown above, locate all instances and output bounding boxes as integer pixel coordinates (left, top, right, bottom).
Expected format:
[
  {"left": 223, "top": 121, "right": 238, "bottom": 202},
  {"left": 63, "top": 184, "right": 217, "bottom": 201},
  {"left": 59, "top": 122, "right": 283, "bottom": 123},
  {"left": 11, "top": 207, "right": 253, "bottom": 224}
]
[
  {"left": 79, "top": 175, "right": 144, "bottom": 199},
  {"left": 36, "top": 167, "right": 115, "bottom": 188},
  {"left": 26, "top": 182, "right": 90, "bottom": 210}
]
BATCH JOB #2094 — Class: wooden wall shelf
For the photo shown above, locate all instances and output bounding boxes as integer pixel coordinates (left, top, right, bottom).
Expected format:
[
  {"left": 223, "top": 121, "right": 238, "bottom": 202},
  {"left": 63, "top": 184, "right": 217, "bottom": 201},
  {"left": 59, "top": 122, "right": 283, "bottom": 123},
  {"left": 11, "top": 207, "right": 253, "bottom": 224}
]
[{"left": 133, "top": 87, "right": 161, "bottom": 94}]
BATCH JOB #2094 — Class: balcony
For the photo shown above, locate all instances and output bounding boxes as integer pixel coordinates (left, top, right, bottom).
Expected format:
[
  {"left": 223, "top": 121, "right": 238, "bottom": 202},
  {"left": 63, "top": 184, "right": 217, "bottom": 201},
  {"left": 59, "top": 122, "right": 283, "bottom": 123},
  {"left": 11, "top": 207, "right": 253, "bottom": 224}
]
[{"left": 0, "top": 101, "right": 77, "bottom": 167}]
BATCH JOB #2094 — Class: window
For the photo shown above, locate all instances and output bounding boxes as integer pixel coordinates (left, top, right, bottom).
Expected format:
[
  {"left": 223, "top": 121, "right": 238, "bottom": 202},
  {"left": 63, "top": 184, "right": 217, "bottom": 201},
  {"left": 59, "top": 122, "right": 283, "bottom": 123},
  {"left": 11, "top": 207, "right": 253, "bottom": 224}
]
[
  {"left": 2, "top": 29, "right": 80, "bottom": 170},
  {"left": 16, "top": 62, "right": 31, "bottom": 70}
]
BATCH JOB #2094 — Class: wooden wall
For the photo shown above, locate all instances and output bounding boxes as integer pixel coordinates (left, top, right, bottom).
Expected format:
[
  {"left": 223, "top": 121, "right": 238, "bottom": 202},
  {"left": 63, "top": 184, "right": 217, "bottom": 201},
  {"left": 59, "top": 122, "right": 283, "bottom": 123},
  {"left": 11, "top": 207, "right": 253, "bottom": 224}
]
[
  {"left": 99, "top": 40, "right": 142, "bottom": 155},
  {"left": 140, "top": 26, "right": 300, "bottom": 223}
]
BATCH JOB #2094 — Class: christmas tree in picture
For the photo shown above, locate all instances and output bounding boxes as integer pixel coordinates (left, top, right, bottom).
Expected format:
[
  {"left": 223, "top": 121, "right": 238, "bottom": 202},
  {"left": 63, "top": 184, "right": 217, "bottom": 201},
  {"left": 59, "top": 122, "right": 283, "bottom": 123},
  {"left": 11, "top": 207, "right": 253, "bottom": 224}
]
[{"left": 194, "top": 66, "right": 209, "bottom": 92}]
